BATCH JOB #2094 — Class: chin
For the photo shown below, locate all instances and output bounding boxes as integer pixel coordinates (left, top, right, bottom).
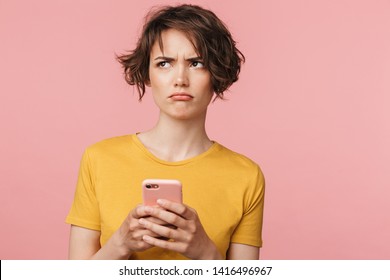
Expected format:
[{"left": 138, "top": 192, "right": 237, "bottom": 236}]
[
  {"left": 170, "top": 112, "right": 192, "bottom": 120},
  {"left": 166, "top": 108, "right": 203, "bottom": 121}
]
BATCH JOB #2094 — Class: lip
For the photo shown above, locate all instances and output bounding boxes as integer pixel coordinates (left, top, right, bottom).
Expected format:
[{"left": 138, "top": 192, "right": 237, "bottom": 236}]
[{"left": 169, "top": 93, "right": 194, "bottom": 101}]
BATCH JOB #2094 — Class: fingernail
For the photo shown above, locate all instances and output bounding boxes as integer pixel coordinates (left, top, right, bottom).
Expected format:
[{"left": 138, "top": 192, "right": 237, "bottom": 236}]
[
  {"left": 143, "top": 235, "right": 151, "bottom": 241},
  {"left": 139, "top": 218, "right": 145, "bottom": 225},
  {"left": 157, "top": 199, "right": 165, "bottom": 205}
]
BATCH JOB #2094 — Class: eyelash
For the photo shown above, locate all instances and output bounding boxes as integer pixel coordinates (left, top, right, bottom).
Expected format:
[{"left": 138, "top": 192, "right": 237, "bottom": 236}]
[
  {"left": 156, "top": 61, "right": 170, "bottom": 68},
  {"left": 156, "top": 61, "right": 204, "bottom": 68},
  {"left": 191, "top": 61, "right": 204, "bottom": 68}
]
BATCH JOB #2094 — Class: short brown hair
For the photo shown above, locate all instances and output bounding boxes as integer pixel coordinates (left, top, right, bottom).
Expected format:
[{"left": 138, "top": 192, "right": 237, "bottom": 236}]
[{"left": 117, "top": 4, "right": 245, "bottom": 100}]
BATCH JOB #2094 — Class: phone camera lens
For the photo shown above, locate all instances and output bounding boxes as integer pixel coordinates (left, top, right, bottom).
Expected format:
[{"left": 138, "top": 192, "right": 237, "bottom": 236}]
[{"left": 146, "top": 184, "right": 152, "bottom": 189}]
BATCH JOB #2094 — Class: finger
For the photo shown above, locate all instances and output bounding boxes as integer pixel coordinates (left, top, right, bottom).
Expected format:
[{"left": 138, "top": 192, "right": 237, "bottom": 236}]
[
  {"left": 130, "top": 239, "right": 154, "bottom": 252},
  {"left": 132, "top": 229, "right": 163, "bottom": 240},
  {"left": 144, "top": 216, "right": 174, "bottom": 226},
  {"left": 157, "top": 199, "right": 195, "bottom": 220},
  {"left": 139, "top": 218, "right": 180, "bottom": 240},
  {"left": 139, "top": 218, "right": 177, "bottom": 231},
  {"left": 142, "top": 235, "right": 185, "bottom": 252},
  {"left": 132, "top": 205, "right": 169, "bottom": 222},
  {"left": 131, "top": 205, "right": 150, "bottom": 219},
  {"left": 144, "top": 206, "right": 186, "bottom": 228}
]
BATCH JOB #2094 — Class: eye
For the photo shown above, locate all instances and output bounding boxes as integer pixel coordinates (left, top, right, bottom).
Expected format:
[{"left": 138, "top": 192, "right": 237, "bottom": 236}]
[
  {"left": 191, "top": 61, "right": 205, "bottom": 68},
  {"left": 157, "top": 61, "right": 171, "bottom": 68}
]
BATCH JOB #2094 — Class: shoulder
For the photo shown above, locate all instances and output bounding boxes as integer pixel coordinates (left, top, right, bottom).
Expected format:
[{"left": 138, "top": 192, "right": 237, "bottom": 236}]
[
  {"left": 216, "top": 143, "right": 261, "bottom": 169},
  {"left": 214, "top": 144, "right": 265, "bottom": 207},
  {"left": 213, "top": 143, "right": 264, "bottom": 180},
  {"left": 84, "top": 134, "right": 134, "bottom": 157}
]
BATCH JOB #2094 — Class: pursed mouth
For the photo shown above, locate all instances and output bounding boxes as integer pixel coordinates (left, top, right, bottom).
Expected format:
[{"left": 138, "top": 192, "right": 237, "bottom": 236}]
[{"left": 169, "top": 93, "right": 193, "bottom": 98}]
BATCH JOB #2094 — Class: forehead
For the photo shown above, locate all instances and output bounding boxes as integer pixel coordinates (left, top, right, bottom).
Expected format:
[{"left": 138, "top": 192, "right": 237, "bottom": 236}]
[{"left": 150, "top": 29, "right": 200, "bottom": 57}]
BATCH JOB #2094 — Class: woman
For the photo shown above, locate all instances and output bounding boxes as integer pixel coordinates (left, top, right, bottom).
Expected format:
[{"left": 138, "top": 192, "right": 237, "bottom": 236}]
[{"left": 66, "top": 4, "right": 265, "bottom": 260}]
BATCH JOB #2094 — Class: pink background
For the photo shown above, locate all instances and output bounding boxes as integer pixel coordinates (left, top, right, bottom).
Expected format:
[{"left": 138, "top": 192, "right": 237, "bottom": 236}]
[{"left": 1, "top": 0, "right": 389, "bottom": 259}]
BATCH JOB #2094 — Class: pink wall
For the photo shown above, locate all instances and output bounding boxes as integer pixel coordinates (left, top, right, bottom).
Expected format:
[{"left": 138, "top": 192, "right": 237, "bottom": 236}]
[{"left": 1, "top": 0, "right": 389, "bottom": 259}]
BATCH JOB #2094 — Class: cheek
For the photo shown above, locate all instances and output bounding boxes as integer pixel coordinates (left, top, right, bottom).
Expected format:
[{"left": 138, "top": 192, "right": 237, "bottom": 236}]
[
  {"left": 151, "top": 90, "right": 165, "bottom": 109},
  {"left": 201, "top": 79, "right": 214, "bottom": 96},
  {"left": 202, "top": 73, "right": 213, "bottom": 91},
  {"left": 149, "top": 72, "right": 169, "bottom": 90},
  {"left": 192, "top": 72, "right": 211, "bottom": 88}
]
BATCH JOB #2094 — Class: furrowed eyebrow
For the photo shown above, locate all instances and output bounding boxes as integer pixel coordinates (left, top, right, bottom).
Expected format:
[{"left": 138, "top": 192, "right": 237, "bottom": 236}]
[
  {"left": 154, "top": 56, "right": 174, "bottom": 61},
  {"left": 153, "top": 56, "right": 203, "bottom": 61},
  {"left": 187, "top": 57, "right": 203, "bottom": 62}
]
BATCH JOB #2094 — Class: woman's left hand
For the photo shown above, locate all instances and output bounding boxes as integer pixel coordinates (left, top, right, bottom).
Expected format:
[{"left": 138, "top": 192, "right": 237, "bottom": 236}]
[{"left": 138, "top": 199, "right": 222, "bottom": 260}]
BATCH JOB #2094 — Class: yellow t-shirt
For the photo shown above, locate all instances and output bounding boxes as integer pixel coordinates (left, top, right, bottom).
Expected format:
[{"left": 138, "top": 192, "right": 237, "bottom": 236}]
[{"left": 66, "top": 134, "right": 265, "bottom": 259}]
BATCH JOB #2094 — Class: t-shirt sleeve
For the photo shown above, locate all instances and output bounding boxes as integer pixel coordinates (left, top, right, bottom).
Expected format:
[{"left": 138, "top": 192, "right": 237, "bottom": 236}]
[
  {"left": 65, "top": 148, "right": 101, "bottom": 230},
  {"left": 230, "top": 165, "right": 265, "bottom": 247}
]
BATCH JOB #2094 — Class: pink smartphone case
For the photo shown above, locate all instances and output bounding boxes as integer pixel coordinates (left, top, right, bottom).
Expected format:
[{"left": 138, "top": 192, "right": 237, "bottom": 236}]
[{"left": 142, "top": 179, "right": 183, "bottom": 206}]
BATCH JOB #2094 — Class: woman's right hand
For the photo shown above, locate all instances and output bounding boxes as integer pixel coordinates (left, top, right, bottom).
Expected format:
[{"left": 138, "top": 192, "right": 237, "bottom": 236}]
[{"left": 111, "top": 204, "right": 169, "bottom": 258}]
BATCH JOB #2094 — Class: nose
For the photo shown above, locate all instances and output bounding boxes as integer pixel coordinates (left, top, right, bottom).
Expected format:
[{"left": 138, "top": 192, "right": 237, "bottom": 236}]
[{"left": 174, "top": 65, "right": 189, "bottom": 87}]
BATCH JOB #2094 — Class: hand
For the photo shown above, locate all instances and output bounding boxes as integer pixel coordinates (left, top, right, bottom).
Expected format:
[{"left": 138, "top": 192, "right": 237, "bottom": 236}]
[
  {"left": 113, "top": 204, "right": 169, "bottom": 257},
  {"left": 138, "top": 199, "right": 222, "bottom": 260}
]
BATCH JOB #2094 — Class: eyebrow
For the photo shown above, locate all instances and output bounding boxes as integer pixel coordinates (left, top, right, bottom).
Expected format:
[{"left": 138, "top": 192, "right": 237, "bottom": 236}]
[{"left": 154, "top": 56, "right": 203, "bottom": 61}]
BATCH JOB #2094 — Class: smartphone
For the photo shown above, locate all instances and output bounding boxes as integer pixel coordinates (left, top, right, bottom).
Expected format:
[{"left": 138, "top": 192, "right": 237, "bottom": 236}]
[{"left": 142, "top": 179, "right": 183, "bottom": 206}]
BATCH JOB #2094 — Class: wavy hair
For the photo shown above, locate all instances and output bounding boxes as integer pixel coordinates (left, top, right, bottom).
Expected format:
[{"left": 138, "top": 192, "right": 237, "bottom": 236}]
[{"left": 117, "top": 4, "right": 245, "bottom": 100}]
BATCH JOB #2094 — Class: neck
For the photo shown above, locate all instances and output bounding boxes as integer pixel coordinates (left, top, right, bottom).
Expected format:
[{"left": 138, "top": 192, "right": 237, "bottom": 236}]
[{"left": 138, "top": 112, "right": 212, "bottom": 162}]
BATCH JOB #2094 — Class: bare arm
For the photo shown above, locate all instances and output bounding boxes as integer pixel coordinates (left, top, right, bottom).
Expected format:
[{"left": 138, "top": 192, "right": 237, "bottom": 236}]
[
  {"left": 68, "top": 225, "right": 100, "bottom": 259},
  {"left": 68, "top": 225, "right": 133, "bottom": 259},
  {"left": 227, "top": 243, "right": 260, "bottom": 260}
]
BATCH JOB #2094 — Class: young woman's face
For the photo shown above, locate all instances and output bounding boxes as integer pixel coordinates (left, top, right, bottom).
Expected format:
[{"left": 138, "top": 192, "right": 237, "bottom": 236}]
[{"left": 148, "top": 29, "right": 214, "bottom": 120}]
